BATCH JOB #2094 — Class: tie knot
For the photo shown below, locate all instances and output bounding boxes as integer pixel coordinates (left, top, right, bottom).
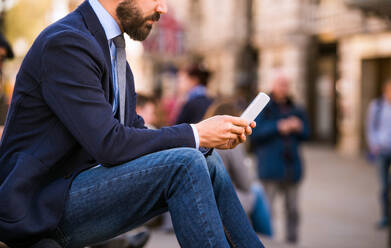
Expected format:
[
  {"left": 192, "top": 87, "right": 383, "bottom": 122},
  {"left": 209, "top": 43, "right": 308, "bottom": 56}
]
[{"left": 113, "top": 35, "right": 125, "bottom": 49}]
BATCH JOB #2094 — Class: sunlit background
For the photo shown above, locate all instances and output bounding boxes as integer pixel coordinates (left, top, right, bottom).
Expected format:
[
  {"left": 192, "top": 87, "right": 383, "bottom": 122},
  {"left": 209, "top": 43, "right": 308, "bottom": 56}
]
[{"left": 0, "top": 0, "right": 391, "bottom": 247}]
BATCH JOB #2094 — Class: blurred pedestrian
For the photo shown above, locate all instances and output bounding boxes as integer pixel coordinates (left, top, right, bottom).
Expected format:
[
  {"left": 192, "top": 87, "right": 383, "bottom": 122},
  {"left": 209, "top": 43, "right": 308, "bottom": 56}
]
[
  {"left": 0, "top": 33, "right": 14, "bottom": 126},
  {"left": 366, "top": 80, "right": 391, "bottom": 229},
  {"left": 205, "top": 99, "right": 273, "bottom": 237},
  {"left": 136, "top": 94, "right": 157, "bottom": 129},
  {"left": 0, "top": 33, "right": 14, "bottom": 72},
  {"left": 176, "top": 64, "right": 213, "bottom": 124},
  {"left": 250, "top": 74, "right": 310, "bottom": 244},
  {"left": 160, "top": 67, "right": 185, "bottom": 126}
]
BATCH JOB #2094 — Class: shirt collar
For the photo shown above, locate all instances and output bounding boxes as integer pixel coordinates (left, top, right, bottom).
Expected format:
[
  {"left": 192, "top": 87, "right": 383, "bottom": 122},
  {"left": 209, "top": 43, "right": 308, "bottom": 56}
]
[{"left": 89, "top": 0, "right": 122, "bottom": 41}]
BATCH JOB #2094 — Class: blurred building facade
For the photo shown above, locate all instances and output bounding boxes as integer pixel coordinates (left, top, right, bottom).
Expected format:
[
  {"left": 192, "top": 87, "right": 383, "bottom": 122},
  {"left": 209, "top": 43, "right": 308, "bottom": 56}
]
[
  {"left": 165, "top": 0, "right": 391, "bottom": 155},
  {"left": 252, "top": 0, "right": 391, "bottom": 154},
  {"left": 2, "top": 0, "right": 391, "bottom": 155}
]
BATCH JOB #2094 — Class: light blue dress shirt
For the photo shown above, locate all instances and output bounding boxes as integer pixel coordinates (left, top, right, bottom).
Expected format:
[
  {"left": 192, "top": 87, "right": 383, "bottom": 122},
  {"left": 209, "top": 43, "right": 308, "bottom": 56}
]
[
  {"left": 89, "top": 0, "right": 121, "bottom": 115},
  {"left": 88, "top": 0, "right": 199, "bottom": 149}
]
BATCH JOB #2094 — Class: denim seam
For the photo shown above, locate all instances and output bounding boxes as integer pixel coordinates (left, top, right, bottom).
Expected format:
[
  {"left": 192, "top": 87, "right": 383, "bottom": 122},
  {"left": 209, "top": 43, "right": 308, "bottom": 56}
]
[
  {"left": 68, "top": 165, "right": 170, "bottom": 196},
  {"left": 223, "top": 224, "right": 238, "bottom": 248},
  {"left": 69, "top": 150, "right": 202, "bottom": 196},
  {"left": 182, "top": 158, "right": 216, "bottom": 248}
]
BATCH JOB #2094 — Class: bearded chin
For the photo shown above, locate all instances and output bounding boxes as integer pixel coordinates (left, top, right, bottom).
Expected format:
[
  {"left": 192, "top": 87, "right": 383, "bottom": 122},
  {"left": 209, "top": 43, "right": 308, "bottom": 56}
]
[
  {"left": 124, "top": 22, "right": 152, "bottom": 41},
  {"left": 116, "top": 0, "right": 152, "bottom": 41}
]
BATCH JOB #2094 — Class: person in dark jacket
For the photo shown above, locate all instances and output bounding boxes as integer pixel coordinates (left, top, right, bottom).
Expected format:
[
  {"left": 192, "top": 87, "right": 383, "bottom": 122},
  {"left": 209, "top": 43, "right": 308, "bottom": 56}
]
[
  {"left": 251, "top": 74, "right": 310, "bottom": 244},
  {"left": 0, "top": 33, "right": 14, "bottom": 125},
  {"left": 176, "top": 64, "right": 213, "bottom": 124},
  {"left": 0, "top": 33, "right": 13, "bottom": 71}
]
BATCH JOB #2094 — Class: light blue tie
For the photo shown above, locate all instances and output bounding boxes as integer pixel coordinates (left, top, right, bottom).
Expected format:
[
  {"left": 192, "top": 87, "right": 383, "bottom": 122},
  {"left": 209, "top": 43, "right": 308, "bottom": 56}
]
[{"left": 113, "top": 35, "right": 126, "bottom": 125}]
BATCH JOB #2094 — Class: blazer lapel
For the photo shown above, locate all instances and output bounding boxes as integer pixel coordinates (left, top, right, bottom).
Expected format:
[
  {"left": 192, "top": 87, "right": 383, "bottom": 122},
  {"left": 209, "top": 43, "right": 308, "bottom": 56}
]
[{"left": 76, "top": 1, "right": 115, "bottom": 104}]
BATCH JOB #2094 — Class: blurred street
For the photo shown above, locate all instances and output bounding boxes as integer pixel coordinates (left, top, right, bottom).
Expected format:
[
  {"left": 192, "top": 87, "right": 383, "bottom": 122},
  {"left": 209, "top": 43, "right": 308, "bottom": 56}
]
[
  {"left": 0, "top": 1, "right": 391, "bottom": 246},
  {"left": 145, "top": 145, "right": 387, "bottom": 248}
]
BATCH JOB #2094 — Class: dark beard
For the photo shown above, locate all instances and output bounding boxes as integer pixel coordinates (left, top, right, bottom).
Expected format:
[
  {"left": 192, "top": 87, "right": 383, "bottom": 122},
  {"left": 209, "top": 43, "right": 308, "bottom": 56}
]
[{"left": 116, "top": 0, "right": 160, "bottom": 41}]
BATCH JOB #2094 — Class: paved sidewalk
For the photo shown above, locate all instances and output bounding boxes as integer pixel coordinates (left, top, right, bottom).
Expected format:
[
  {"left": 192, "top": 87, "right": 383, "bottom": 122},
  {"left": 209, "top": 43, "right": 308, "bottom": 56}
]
[
  {"left": 145, "top": 231, "right": 302, "bottom": 248},
  {"left": 298, "top": 145, "right": 386, "bottom": 248},
  {"left": 145, "top": 145, "right": 387, "bottom": 248}
]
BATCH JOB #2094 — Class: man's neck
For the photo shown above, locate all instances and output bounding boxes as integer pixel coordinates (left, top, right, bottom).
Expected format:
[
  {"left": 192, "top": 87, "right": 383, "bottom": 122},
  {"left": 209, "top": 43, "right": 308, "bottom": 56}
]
[{"left": 98, "top": 0, "right": 123, "bottom": 31}]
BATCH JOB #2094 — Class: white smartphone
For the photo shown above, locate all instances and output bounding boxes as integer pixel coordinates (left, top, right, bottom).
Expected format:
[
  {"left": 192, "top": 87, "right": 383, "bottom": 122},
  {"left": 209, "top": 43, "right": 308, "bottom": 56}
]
[{"left": 240, "top": 92, "right": 270, "bottom": 123}]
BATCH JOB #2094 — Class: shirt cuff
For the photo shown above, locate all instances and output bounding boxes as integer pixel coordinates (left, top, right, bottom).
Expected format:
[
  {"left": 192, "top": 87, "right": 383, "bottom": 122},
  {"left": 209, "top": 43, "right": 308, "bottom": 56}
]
[{"left": 190, "top": 124, "right": 200, "bottom": 149}]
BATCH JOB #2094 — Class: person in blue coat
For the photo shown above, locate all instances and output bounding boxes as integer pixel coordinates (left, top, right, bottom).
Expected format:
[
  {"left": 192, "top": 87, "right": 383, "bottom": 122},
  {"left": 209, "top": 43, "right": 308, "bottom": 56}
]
[{"left": 251, "top": 74, "right": 310, "bottom": 244}]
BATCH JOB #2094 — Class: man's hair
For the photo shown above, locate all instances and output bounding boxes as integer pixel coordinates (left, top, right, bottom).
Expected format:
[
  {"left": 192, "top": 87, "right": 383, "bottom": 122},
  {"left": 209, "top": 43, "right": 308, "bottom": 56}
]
[
  {"left": 185, "top": 64, "right": 211, "bottom": 87},
  {"left": 136, "top": 94, "right": 155, "bottom": 108}
]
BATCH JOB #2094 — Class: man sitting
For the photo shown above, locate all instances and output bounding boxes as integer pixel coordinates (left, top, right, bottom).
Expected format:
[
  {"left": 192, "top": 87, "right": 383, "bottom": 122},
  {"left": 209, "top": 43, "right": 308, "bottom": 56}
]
[{"left": 0, "top": 0, "right": 264, "bottom": 247}]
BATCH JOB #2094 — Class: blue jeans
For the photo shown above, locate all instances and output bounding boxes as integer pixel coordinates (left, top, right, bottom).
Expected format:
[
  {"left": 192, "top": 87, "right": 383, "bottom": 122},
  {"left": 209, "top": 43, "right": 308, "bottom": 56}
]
[
  {"left": 52, "top": 148, "right": 264, "bottom": 248},
  {"left": 378, "top": 153, "right": 391, "bottom": 222}
]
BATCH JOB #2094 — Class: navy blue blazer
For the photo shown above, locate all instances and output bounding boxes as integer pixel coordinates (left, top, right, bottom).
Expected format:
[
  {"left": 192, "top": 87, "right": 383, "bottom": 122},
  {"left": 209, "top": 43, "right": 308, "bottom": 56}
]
[{"left": 0, "top": 1, "right": 195, "bottom": 245}]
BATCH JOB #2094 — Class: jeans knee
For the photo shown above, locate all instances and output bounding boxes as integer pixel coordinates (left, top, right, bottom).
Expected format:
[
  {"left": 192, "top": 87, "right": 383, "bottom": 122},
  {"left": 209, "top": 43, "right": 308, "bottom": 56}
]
[
  {"left": 163, "top": 148, "right": 211, "bottom": 198},
  {"left": 173, "top": 148, "right": 209, "bottom": 175}
]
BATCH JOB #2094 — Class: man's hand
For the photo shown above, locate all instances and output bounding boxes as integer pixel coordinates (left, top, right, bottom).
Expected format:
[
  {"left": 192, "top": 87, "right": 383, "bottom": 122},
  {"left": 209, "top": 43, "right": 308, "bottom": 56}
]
[
  {"left": 278, "top": 119, "right": 291, "bottom": 135},
  {"left": 278, "top": 116, "right": 303, "bottom": 135},
  {"left": 195, "top": 115, "right": 256, "bottom": 150},
  {"left": 287, "top": 116, "right": 303, "bottom": 132}
]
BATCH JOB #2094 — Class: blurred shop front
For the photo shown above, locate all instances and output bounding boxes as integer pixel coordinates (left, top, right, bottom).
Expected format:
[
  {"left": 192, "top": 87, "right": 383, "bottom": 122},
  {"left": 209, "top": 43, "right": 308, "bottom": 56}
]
[
  {"left": 253, "top": 0, "right": 391, "bottom": 155},
  {"left": 307, "top": 40, "right": 339, "bottom": 144}
]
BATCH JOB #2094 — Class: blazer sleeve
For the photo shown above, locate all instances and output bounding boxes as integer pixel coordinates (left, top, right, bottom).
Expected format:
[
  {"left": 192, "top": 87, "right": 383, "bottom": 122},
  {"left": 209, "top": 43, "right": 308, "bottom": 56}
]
[
  {"left": 40, "top": 31, "right": 195, "bottom": 166},
  {"left": 133, "top": 114, "right": 147, "bottom": 129}
]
